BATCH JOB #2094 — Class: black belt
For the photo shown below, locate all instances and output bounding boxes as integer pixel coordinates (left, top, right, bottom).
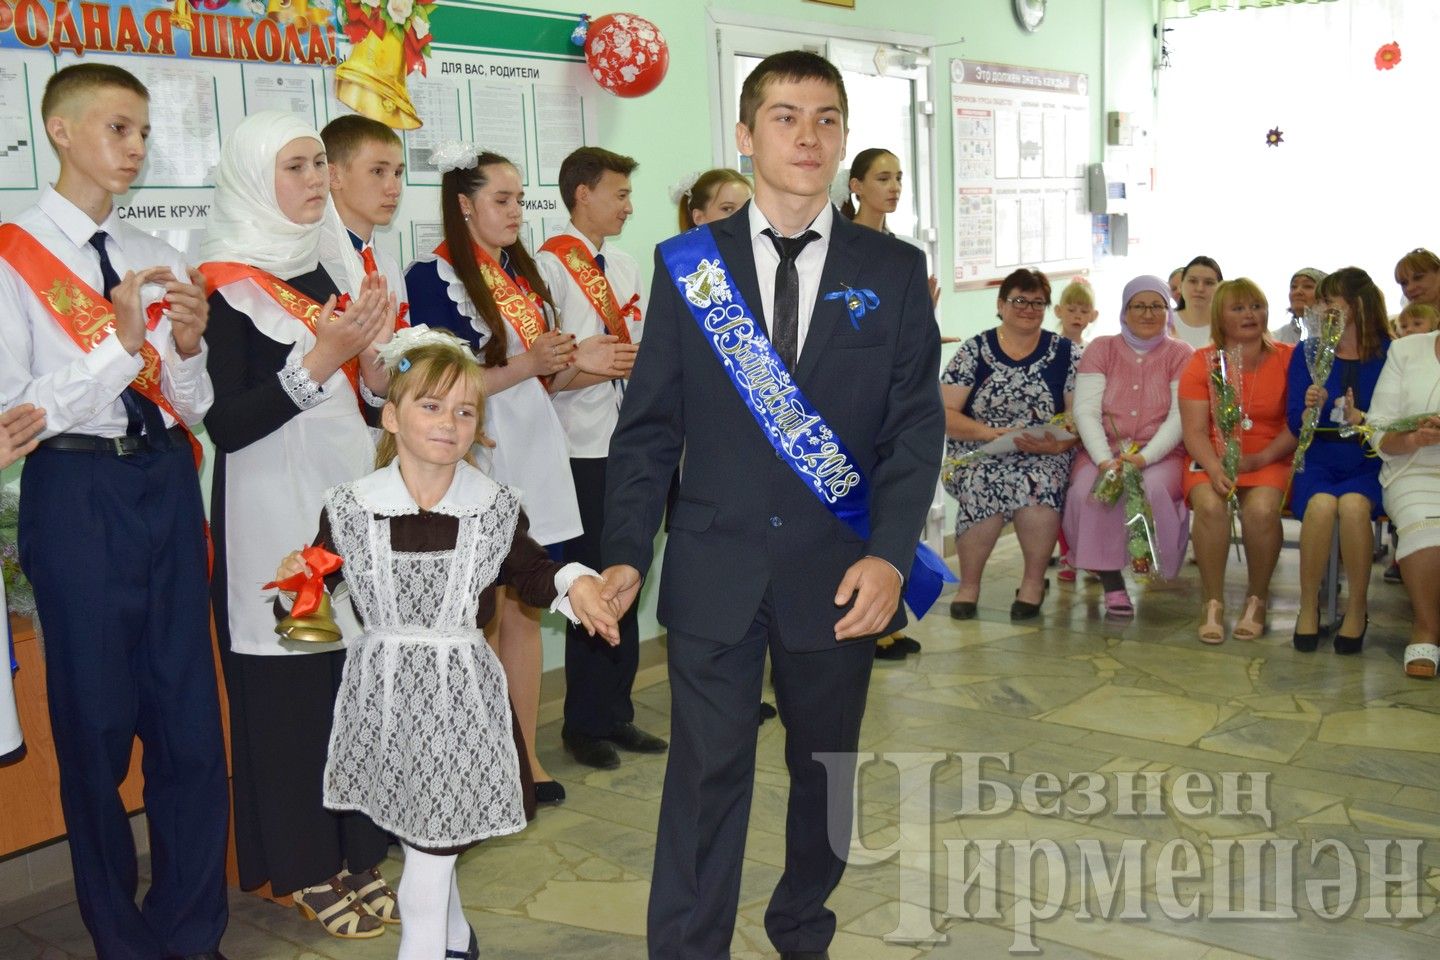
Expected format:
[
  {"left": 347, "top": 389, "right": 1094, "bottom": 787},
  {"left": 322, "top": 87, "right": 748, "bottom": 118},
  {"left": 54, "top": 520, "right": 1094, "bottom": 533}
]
[{"left": 40, "top": 427, "right": 186, "bottom": 456}]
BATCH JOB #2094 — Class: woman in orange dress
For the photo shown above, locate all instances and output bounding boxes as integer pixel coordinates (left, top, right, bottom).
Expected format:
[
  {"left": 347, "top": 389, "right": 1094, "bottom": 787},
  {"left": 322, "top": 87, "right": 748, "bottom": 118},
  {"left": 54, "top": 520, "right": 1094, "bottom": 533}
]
[{"left": 1178, "top": 278, "right": 1296, "bottom": 644}]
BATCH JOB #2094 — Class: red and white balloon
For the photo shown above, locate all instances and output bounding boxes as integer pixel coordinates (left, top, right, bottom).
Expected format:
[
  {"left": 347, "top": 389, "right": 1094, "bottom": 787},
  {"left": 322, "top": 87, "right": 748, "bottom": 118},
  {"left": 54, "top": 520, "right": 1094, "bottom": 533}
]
[{"left": 584, "top": 13, "right": 669, "bottom": 98}]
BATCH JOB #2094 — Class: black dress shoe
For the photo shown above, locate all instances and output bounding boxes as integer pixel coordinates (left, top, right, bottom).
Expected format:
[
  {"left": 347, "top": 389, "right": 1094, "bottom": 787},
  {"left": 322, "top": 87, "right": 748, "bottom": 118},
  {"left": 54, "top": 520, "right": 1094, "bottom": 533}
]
[
  {"left": 891, "top": 634, "right": 922, "bottom": 655},
  {"left": 603, "top": 722, "right": 668, "bottom": 753},
  {"left": 563, "top": 731, "right": 621, "bottom": 769},
  {"left": 1292, "top": 628, "right": 1320, "bottom": 653},
  {"left": 534, "top": 780, "right": 566, "bottom": 805},
  {"left": 1010, "top": 579, "right": 1049, "bottom": 621},
  {"left": 949, "top": 599, "right": 977, "bottom": 620},
  {"left": 759, "top": 701, "right": 778, "bottom": 723},
  {"left": 778, "top": 951, "right": 829, "bottom": 959},
  {"left": 167, "top": 953, "right": 229, "bottom": 960},
  {"left": 445, "top": 925, "right": 479, "bottom": 959},
  {"left": 1334, "top": 618, "right": 1368, "bottom": 655},
  {"left": 874, "top": 640, "right": 908, "bottom": 661}
]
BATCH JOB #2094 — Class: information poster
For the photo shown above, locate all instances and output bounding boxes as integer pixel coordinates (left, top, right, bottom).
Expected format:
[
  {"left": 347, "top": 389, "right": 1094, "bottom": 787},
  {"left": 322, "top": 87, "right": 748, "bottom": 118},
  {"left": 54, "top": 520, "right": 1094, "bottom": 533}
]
[
  {"left": 0, "top": 0, "right": 594, "bottom": 269},
  {"left": 949, "top": 59, "right": 1092, "bottom": 289}
]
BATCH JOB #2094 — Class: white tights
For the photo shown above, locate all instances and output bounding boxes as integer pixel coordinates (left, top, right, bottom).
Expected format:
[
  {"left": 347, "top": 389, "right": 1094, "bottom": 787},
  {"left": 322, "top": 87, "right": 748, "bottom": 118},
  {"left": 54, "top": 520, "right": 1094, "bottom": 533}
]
[{"left": 397, "top": 843, "right": 473, "bottom": 959}]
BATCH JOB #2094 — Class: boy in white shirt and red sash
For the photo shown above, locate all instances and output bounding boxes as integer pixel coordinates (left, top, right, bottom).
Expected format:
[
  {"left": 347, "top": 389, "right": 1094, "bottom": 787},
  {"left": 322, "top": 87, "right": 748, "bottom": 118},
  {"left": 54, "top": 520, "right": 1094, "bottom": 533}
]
[
  {"left": 0, "top": 63, "right": 229, "bottom": 960},
  {"left": 536, "top": 147, "right": 666, "bottom": 770},
  {"left": 321, "top": 114, "right": 411, "bottom": 321}
]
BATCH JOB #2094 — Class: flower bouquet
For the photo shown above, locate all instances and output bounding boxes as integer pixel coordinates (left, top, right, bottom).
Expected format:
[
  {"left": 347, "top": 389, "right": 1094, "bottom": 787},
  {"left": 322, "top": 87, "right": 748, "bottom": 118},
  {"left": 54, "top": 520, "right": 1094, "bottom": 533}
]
[
  {"left": 1123, "top": 465, "right": 1160, "bottom": 578},
  {"left": 2, "top": 489, "right": 34, "bottom": 622},
  {"left": 1209, "top": 346, "right": 1246, "bottom": 495},
  {"left": 1340, "top": 411, "right": 1440, "bottom": 444},
  {"left": 1091, "top": 440, "right": 1139, "bottom": 506},
  {"left": 1290, "top": 306, "right": 1346, "bottom": 477},
  {"left": 942, "top": 413, "right": 1071, "bottom": 483}
]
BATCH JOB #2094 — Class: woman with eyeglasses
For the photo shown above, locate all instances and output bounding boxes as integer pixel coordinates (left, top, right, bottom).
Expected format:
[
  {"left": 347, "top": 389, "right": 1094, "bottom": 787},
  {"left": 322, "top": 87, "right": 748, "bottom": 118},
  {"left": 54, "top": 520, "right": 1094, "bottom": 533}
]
[
  {"left": 942, "top": 268, "right": 1079, "bottom": 621},
  {"left": 1061, "top": 276, "right": 1194, "bottom": 617}
]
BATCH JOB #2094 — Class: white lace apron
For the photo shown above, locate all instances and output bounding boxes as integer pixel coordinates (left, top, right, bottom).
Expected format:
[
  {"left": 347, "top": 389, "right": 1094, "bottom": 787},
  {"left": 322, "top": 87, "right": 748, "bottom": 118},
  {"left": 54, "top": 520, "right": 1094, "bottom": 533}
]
[{"left": 321, "top": 481, "right": 528, "bottom": 847}]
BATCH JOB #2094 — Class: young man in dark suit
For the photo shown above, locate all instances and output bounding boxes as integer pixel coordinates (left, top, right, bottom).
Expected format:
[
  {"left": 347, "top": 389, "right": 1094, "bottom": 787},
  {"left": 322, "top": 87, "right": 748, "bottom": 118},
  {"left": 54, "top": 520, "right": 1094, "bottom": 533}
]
[{"left": 600, "top": 51, "right": 944, "bottom": 960}]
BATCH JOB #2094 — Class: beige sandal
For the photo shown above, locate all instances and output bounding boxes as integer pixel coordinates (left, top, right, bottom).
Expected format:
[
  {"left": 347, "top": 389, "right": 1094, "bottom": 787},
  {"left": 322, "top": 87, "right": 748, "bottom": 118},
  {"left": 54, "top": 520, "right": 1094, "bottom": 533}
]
[
  {"left": 1231, "top": 595, "right": 1267, "bottom": 641},
  {"left": 1198, "top": 600, "right": 1224, "bottom": 645},
  {"left": 293, "top": 876, "right": 385, "bottom": 939},
  {"left": 342, "top": 866, "right": 401, "bottom": 924}
]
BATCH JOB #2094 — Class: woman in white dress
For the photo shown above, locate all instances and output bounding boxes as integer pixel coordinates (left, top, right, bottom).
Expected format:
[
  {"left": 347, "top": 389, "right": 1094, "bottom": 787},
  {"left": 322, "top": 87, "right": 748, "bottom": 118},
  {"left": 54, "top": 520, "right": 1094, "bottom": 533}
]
[{"left": 1365, "top": 328, "right": 1440, "bottom": 677}]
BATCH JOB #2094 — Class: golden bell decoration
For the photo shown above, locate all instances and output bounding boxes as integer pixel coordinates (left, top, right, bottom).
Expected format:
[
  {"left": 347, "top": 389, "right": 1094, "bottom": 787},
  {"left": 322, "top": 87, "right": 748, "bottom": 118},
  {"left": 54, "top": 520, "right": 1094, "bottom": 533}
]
[
  {"left": 275, "top": 592, "right": 344, "bottom": 644},
  {"left": 335, "top": 30, "right": 422, "bottom": 130}
]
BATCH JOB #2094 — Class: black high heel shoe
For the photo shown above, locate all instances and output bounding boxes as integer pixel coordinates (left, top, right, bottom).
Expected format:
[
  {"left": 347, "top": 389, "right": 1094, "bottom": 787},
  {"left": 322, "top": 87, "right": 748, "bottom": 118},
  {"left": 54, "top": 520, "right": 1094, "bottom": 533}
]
[
  {"left": 1010, "top": 579, "right": 1049, "bottom": 621},
  {"left": 445, "top": 925, "right": 479, "bottom": 960},
  {"left": 1334, "top": 618, "right": 1368, "bottom": 656}
]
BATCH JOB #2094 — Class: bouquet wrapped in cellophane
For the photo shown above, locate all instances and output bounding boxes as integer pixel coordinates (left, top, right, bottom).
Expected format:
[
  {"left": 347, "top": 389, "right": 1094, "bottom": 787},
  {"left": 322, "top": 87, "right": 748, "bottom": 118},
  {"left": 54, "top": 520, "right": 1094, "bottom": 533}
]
[
  {"left": 942, "top": 413, "right": 1071, "bottom": 483},
  {"left": 1290, "top": 306, "right": 1346, "bottom": 477},
  {"left": 1090, "top": 440, "right": 1139, "bottom": 506},
  {"left": 1209, "top": 346, "right": 1246, "bottom": 497},
  {"left": 1339, "top": 411, "right": 1440, "bottom": 445},
  {"left": 1123, "top": 464, "right": 1161, "bottom": 578}
]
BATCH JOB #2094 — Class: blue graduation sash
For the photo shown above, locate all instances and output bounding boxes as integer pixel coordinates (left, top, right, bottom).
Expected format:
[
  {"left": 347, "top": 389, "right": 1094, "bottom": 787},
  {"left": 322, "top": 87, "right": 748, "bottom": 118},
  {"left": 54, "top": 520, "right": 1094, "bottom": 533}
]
[{"left": 658, "top": 226, "right": 955, "bottom": 619}]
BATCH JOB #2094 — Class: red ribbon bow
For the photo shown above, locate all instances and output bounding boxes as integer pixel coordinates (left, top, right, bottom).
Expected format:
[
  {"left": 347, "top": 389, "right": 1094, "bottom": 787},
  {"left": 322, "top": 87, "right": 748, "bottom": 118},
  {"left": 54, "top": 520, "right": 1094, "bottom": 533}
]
[
  {"left": 342, "top": 0, "right": 387, "bottom": 45},
  {"left": 404, "top": 24, "right": 433, "bottom": 77},
  {"left": 145, "top": 298, "right": 171, "bottom": 331},
  {"left": 264, "top": 546, "right": 344, "bottom": 618}
]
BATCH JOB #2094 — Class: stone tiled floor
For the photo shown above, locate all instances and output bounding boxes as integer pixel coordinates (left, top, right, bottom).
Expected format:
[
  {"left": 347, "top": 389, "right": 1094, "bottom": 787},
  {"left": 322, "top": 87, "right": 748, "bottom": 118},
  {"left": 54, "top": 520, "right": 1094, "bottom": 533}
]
[{"left": 4, "top": 531, "right": 1439, "bottom": 958}]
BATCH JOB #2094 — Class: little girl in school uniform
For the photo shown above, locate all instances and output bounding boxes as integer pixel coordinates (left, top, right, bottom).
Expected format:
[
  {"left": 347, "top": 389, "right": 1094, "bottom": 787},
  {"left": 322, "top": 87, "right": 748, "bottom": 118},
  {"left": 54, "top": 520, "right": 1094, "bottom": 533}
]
[{"left": 274, "top": 326, "right": 618, "bottom": 959}]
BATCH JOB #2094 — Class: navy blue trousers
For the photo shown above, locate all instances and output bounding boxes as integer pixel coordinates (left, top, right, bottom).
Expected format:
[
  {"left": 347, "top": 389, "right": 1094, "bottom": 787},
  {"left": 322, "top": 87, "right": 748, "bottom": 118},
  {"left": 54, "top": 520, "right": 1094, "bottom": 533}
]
[
  {"left": 19, "top": 442, "right": 229, "bottom": 960},
  {"left": 561, "top": 456, "right": 640, "bottom": 738}
]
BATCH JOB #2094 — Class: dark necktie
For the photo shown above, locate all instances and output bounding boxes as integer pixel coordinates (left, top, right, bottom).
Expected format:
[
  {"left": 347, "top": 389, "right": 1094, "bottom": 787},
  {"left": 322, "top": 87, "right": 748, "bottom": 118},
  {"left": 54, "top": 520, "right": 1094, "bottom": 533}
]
[
  {"left": 89, "top": 231, "right": 169, "bottom": 447},
  {"left": 764, "top": 228, "right": 820, "bottom": 370},
  {"left": 594, "top": 252, "right": 607, "bottom": 275}
]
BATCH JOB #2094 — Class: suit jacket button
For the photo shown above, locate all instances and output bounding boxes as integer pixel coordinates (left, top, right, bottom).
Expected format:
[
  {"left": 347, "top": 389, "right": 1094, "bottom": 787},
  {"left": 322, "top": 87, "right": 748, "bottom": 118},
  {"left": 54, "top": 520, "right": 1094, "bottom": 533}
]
[{"left": 770, "top": 515, "right": 783, "bottom": 528}]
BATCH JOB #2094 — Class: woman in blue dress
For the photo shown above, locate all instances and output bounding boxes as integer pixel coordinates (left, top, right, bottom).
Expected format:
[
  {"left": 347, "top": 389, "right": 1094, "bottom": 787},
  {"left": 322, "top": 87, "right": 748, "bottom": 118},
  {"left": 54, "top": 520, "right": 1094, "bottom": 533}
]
[{"left": 1287, "top": 266, "right": 1391, "bottom": 654}]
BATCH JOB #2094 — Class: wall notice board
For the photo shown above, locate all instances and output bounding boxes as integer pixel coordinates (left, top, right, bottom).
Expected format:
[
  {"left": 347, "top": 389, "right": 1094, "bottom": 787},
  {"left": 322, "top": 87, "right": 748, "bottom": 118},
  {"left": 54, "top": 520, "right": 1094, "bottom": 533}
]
[
  {"left": 949, "top": 58, "right": 1092, "bottom": 289},
  {"left": 0, "top": 0, "right": 596, "bottom": 266}
]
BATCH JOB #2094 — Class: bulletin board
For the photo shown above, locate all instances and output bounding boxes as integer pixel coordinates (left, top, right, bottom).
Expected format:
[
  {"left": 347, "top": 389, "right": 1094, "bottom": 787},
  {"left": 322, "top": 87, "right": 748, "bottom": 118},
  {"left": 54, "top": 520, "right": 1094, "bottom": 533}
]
[
  {"left": 949, "top": 58, "right": 1092, "bottom": 289},
  {"left": 0, "top": 0, "right": 596, "bottom": 267}
]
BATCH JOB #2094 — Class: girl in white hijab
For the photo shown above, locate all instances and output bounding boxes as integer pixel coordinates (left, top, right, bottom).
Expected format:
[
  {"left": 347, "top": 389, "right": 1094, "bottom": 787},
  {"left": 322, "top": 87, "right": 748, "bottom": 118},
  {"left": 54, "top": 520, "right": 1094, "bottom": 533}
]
[{"left": 198, "top": 110, "right": 403, "bottom": 939}]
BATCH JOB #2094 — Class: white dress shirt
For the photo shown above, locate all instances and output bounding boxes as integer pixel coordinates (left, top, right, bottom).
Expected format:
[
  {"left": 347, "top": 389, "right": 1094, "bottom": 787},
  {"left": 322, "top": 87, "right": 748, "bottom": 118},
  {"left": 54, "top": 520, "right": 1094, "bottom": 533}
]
[
  {"left": 747, "top": 200, "right": 834, "bottom": 358},
  {"left": 347, "top": 229, "right": 409, "bottom": 312},
  {"left": 536, "top": 222, "right": 645, "bottom": 458},
  {"left": 0, "top": 187, "right": 213, "bottom": 438}
]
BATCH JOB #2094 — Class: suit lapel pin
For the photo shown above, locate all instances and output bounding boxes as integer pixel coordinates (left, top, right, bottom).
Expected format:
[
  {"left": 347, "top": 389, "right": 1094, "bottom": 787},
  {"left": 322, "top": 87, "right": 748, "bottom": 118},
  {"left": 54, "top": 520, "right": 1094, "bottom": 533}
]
[{"left": 824, "top": 284, "right": 880, "bottom": 330}]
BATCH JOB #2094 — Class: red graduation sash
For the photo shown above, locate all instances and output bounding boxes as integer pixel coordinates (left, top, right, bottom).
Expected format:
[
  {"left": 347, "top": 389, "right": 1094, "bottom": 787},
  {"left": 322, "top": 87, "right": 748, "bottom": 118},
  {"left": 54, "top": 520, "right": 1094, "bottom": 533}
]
[
  {"left": 198, "top": 261, "right": 364, "bottom": 408},
  {"left": 538, "top": 234, "right": 639, "bottom": 343},
  {"left": 434, "top": 241, "right": 548, "bottom": 349},
  {"left": 0, "top": 223, "right": 203, "bottom": 468}
]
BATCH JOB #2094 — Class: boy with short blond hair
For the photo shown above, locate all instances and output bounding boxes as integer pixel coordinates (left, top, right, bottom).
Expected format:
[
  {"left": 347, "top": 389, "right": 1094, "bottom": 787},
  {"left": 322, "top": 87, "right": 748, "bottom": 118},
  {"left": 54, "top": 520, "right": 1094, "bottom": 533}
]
[{"left": 0, "top": 62, "right": 228, "bottom": 960}]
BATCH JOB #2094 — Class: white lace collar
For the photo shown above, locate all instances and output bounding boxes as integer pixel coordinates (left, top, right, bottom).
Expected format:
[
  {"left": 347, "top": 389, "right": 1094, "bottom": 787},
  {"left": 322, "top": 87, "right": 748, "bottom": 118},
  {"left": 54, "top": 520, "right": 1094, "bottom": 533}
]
[
  {"left": 351, "top": 460, "right": 503, "bottom": 517},
  {"left": 428, "top": 254, "right": 494, "bottom": 350}
]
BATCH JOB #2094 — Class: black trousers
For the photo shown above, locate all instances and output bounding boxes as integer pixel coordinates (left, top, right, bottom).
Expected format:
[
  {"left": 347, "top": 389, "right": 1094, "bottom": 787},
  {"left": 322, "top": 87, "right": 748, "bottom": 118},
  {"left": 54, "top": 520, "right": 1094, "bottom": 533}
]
[
  {"left": 561, "top": 456, "right": 640, "bottom": 738},
  {"left": 221, "top": 647, "right": 390, "bottom": 894},
  {"left": 647, "top": 593, "right": 875, "bottom": 959},
  {"left": 19, "top": 443, "right": 229, "bottom": 960}
]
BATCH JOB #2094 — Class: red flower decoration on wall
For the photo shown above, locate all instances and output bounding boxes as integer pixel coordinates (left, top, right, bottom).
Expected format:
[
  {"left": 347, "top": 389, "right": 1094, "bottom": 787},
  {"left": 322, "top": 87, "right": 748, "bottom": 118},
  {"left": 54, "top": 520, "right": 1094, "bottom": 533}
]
[{"left": 1375, "top": 42, "right": 1401, "bottom": 71}]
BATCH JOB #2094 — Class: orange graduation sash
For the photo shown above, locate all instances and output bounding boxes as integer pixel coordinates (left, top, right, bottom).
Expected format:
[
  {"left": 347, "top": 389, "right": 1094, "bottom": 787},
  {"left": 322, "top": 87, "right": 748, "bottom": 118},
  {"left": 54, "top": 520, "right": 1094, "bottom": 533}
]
[
  {"left": 0, "top": 223, "right": 203, "bottom": 468},
  {"left": 198, "top": 261, "right": 364, "bottom": 408},
  {"left": 435, "top": 241, "right": 548, "bottom": 349},
  {"left": 538, "top": 234, "right": 639, "bottom": 343}
]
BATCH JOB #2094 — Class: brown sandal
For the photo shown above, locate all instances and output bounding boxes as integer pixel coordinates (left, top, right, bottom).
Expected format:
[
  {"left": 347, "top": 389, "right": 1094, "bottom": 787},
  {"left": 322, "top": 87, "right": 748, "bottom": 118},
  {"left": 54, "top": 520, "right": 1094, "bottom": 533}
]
[
  {"left": 342, "top": 866, "right": 401, "bottom": 924},
  {"left": 293, "top": 876, "right": 385, "bottom": 939}
]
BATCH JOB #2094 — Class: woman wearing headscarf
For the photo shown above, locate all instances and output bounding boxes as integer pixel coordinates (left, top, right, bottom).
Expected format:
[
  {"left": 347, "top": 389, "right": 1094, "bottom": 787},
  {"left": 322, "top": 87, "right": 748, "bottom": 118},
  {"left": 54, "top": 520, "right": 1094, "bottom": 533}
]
[
  {"left": 1061, "top": 276, "right": 1195, "bottom": 616},
  {"left": 199, "top": 111, "right": 402, "bottom": 938},
  {"left": 1274, "top": 267, "right": 1326, "bottom": 344}
]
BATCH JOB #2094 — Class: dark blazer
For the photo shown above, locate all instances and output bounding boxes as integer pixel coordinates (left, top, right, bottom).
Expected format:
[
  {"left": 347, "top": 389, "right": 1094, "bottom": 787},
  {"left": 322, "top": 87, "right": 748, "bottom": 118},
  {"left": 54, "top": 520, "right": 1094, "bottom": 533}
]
[{"left": 602, "top": 203, "right": 943, "bottom": 651}]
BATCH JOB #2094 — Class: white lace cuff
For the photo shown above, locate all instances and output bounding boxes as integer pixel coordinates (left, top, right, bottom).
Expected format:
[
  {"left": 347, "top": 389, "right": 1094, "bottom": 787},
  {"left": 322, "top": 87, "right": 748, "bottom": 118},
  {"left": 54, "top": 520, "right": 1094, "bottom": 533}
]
[
  {"left": 360, "top": 378, "right": 387, "bottom": 408},
  {"left": 551, "top": 562, "right": 598, "bottom": 623},
  {"left": 278, "top": 356, "right": 330, "bottom": 410}
]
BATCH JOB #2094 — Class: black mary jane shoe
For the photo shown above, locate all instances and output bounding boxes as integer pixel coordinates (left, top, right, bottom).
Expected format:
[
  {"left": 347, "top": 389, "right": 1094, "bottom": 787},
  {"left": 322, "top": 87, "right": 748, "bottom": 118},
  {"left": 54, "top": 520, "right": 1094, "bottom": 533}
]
[
  {"left": 1334, "top": 619, "right": 1368, "bottom": 656},
  {"left": 1009, "top": 579, "right": 1049, "bottom": 621},
  {"left": 444, "top": 925, "right": 479, "bottom": 960},
  {"left": 1292, "top": 629, "right": 1321, "bottom": 653},
  {"left": 533, "top": 780, "right": 566, "bottom": 805},
  {"left": 949, "top": 599, "right": 978, "bottom": 620}
]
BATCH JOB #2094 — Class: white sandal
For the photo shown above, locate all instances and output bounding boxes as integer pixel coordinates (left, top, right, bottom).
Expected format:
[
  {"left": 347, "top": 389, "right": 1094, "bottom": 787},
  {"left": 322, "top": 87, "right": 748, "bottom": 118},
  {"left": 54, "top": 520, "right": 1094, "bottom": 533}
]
[{"left": 1404, "top": 643, "right": 1439, "bottom": 678}]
